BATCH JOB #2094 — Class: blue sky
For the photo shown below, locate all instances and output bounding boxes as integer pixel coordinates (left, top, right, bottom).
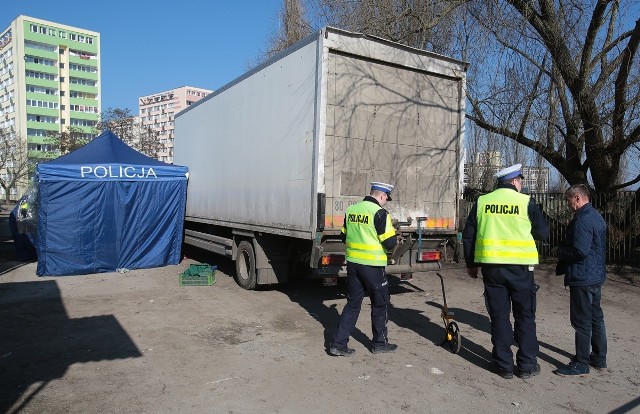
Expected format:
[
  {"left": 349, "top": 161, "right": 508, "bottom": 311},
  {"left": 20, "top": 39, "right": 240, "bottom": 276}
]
[{"left": 3, "top": 0, "right": 285, "bottom": 112}]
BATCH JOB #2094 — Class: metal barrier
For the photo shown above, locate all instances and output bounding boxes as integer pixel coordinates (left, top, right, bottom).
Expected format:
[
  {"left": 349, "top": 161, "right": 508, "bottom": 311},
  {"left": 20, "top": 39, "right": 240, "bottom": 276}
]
[{"left": 461, "top": 191, "right": 640, "bottom": 266}]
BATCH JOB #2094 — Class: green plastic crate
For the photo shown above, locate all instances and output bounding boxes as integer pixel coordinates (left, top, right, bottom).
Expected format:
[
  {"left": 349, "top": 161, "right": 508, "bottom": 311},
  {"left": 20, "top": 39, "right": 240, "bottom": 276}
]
[{"left": 179, "top": 264, "right": 216, "bottom": 286}]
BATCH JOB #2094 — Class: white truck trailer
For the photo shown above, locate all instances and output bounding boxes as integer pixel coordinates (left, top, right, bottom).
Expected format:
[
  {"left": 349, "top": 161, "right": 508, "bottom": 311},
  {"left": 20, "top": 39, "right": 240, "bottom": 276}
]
[{"left": 173, "top": 27, "right": 467, "bottom": 289}]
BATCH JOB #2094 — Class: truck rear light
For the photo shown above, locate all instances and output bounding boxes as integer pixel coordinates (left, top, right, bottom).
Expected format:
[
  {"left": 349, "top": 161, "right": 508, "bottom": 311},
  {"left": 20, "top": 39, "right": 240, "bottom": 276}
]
[
  {"left": 418, "top": 250, "right": 441, "bottom": 262},
  {"left": 321, "top": 254, "right": 345, "bottom": 266}
]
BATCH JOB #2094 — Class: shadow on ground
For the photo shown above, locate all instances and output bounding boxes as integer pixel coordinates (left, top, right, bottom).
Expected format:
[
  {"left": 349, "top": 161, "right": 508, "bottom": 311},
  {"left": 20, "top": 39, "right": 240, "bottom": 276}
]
[
  {"left": 0, "top": 280, "right": 143, "bottom": 414},
  {"left": 276, "top": 274, "right": 496, "bottom": 365},
  {"left": 1, "top": 205, "right": 142, "bottom": 413}
]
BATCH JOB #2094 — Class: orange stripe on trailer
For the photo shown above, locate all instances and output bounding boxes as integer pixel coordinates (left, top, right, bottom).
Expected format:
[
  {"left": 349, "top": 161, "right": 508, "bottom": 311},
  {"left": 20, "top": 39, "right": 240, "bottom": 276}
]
[
  {"left": 324, "top": 215, "right": 345, "bottom": 228},
  {"left": 425, "top": 218, "right": 455, "bottom": 228}
]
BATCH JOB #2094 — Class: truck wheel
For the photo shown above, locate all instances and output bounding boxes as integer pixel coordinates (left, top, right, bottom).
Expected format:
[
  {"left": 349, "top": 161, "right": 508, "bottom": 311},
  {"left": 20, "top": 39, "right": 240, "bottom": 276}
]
[{"left": 235, "top": 241, "right": 257, "bottom": 290}]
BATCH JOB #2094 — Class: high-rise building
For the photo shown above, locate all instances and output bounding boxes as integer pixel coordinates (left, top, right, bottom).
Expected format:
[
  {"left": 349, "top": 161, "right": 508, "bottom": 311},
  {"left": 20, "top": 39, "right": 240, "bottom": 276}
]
[
  {"left": 1, "top": 15, "right": 100, "bottom": 199},
  {"left": 138, "top": 86, "right": 212, "bottom": 163}
]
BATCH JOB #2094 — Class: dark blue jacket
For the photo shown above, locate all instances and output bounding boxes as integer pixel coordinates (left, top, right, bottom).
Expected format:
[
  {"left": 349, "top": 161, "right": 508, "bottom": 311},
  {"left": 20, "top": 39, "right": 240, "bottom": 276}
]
[{"left": 556, "top": 203, "right": 607, "bottom": 287}]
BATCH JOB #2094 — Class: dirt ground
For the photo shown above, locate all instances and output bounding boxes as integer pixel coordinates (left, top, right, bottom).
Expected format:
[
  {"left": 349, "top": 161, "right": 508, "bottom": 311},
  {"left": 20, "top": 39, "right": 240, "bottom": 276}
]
[{"left": 1, "top": 206, "right": 640, "bottom": 414}]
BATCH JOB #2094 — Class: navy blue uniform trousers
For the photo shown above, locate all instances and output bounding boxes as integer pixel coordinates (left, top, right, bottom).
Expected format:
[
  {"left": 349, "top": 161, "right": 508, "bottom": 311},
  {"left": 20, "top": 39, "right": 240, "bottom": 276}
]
[
  {"left": 482, "top": 264, "right": 538, "bottom": 372},
  {"left": 332, "top": 262, "right": 390, "bottom": 347}
]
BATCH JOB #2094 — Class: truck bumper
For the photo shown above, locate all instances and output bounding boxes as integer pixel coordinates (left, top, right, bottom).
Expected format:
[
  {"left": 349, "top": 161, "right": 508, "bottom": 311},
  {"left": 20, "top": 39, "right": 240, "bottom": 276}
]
[{"left": 385, "top": 262, "right": 441, "bottom": 274}]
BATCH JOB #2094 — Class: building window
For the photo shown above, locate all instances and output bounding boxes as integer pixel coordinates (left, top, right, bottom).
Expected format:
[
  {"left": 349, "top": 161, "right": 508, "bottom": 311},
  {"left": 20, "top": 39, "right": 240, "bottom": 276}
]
[
  {"left": 25, "top": 40, "right": 56, "bottom": 52},
  {"left": 27, "top": 128, "right": 48, "bottom": 137},
  {"left": 30, "top": 24, "right": 38, "bottom": 33},
  {"left": 25, "top": 56, "right": 55, "bottom": 66},
  {"left": 26, "top": 99, "right": 59, "bottom": 109},
  {"left": 70, "top": 77, "right": 96, "bottom": 87},
  {"left": 26, "top": 70, "right": 57, "bottom": 81},
  {"left": 26, "top": 85, "right": 59, "bottom": 95},
  {"left": 69, "top": 63, "right": 98, "bottom": 73},
  {"left": 70, "top": 118, "right": 97, "bottom": 127},
  {"left": 27, "top": 114, "right": 58, "bottom": 123}
]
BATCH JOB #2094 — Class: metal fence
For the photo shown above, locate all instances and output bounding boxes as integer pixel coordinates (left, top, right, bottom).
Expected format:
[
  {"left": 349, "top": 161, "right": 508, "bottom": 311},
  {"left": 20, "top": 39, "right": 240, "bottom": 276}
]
[{"left": 461, "top": 191, "right": 640, "bottom": 266}]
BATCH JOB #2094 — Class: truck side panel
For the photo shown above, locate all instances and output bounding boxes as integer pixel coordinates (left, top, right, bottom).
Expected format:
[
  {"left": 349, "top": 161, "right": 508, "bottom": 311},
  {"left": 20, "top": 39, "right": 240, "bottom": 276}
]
[{"left": 174, "top": 40, "right": 320, "bottom": 239}]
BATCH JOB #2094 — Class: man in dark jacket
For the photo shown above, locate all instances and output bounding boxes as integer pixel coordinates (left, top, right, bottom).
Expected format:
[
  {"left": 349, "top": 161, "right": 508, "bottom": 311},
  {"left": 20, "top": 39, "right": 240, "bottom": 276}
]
[{"left": 551, "top": 184, "right": 607, "bottom": 376}]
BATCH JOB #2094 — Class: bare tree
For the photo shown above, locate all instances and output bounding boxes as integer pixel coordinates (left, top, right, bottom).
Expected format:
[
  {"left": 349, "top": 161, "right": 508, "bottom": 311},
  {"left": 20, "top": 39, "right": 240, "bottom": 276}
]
[
  {"left": 261, "top": 0, "right": 314, "bottom": 62},
  {"left": 128, "top": 125, "right": 163, "bottom": 159},
  {"left": 312, "top": 0, "right": 466, "bottom": 54},
  {"left": 97, "top": 108, "right": 137, "bottom": 143},
  {"left": 464, "top": 0, "right": 640, "bottom": 194},
  {"left": 0, "top": 128, "right": 30, "bottom": 203},
  {"left": 45, "top": 126, "right": 91, "bottom": 156},
  {"left": 97, "top": 107, "right": 163, "bottom": 159}
]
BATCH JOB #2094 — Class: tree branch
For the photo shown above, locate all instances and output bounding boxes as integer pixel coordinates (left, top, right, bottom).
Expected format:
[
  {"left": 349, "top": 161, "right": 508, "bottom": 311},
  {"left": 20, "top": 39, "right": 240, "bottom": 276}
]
[
  {"left": 609, "top": 170, "right": 640, "bottom": 190},
  {"left": 578, "top": 0, "right": 610, "bottom": 82},
  {"left": 465, "top": 112, "right": 564, "bottom": 165},
  {"left": 612, "top": 18, "right": 640, "bottom": 144}
]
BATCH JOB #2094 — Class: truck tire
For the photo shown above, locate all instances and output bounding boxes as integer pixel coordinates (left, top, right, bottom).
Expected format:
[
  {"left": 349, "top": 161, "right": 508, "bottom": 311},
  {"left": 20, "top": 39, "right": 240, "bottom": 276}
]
[{"left": 235, "top": 241, "right": 257, "bottom": 290}]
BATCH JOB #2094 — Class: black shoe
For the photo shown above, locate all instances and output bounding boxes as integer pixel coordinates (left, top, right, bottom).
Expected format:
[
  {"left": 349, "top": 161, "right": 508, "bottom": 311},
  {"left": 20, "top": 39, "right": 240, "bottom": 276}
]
[
  {"left": 489, "top": 362, "right": 514, "bottom": 379},
  {"left": 516, "top": 363, "right": 541, "bottom": 379},
  {"left": 554, "top": 361, "right": 589, "bottom": 376},
  {"left": 371, "top": 343, "right": 398, "bottom": 354},
  {"left": 329, "top": 344, "right": 355, "bottom": 356}
]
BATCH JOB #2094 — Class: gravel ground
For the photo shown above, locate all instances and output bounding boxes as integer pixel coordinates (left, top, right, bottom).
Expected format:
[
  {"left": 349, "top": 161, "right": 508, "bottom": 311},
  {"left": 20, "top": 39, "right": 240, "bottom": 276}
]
[{"left": 1, "top": 207, "right": 639, "bottom": 414}]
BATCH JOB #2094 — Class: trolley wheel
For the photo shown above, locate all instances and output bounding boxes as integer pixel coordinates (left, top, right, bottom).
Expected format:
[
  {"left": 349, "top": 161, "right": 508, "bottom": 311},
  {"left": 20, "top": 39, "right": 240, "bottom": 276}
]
[{"left": 445, "top": 321, "right": 462, "bottom": 354}]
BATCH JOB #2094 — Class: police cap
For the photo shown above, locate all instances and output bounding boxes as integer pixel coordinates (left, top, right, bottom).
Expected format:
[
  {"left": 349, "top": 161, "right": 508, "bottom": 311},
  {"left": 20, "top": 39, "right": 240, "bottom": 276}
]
[
  {"left": 370, "top": 181, "right": 394, "bottom": 200},
  {"left": 495, "top": 163, "right": 524, "bottom": 181}
]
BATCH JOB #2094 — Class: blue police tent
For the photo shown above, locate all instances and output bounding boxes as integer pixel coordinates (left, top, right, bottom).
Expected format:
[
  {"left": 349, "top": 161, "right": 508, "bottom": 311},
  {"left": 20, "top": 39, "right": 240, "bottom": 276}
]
[{"left": 34, "top": 130, "right": 188, "bottom": 276}]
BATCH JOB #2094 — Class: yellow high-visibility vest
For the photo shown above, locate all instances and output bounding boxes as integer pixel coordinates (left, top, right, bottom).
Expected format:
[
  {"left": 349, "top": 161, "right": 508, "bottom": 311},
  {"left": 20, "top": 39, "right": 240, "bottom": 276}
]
[
  {"left": 474, "top": 188, "right": 538, "bottom": 264},
  {"left": 342, "top": 201, "right": 394, "bottom": 266}
]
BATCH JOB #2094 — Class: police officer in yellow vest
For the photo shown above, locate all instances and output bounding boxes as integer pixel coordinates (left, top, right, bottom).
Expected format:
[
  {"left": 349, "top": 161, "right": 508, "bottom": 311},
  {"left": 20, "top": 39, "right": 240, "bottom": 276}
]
[
  {"left": 19, "top": 199, "right": 29, "bottom": 220},
  {"left": 329, "top": 182, "right": 398, "bottom": 356},
  {"left": 462, "top": 164, "right": 549, "bottom": 379}
]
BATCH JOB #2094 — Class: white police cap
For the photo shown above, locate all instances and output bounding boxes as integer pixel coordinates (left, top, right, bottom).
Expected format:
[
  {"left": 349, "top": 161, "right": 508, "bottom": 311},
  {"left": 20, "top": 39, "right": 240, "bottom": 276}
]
[
  {"left": 370, "top": 181, "right": 394, "bottom": 200},
  {"left": 495, "top": 163, "right": 524, "bottom": 181}
]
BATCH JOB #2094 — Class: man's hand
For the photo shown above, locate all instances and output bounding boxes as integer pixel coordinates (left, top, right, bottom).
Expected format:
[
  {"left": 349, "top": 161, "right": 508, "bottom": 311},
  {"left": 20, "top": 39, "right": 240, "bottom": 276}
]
[{"left": 466, "top": 267, "right": 478, "bottom": 279}]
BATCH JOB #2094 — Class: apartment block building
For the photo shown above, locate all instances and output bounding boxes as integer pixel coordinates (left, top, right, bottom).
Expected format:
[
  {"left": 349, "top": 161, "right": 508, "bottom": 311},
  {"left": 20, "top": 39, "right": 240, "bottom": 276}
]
[
  {"left": 1, "top": 15, "right": 100, "bottom": 199},
  {"left": 138, "top": 86, "right": 212, "bottom": 163}
]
